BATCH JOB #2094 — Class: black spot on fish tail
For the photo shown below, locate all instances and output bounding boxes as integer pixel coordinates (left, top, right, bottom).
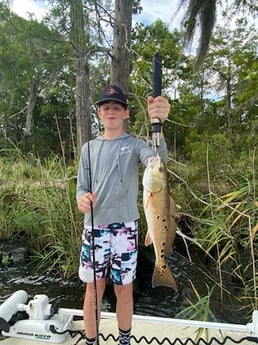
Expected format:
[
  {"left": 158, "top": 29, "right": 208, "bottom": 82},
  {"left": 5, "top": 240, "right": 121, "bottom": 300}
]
[
  {"left": 152, "top": 262, "right": 177, "bottom": 290},
  {"left": 161, "top": 264, "right": 167, "bottom": 272}
]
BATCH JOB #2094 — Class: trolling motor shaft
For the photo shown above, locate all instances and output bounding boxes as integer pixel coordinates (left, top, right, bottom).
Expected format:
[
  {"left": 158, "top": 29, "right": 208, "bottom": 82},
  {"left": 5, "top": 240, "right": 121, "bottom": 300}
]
[{"left": 152, "top": 52, "right": 162, "bottom": 154}]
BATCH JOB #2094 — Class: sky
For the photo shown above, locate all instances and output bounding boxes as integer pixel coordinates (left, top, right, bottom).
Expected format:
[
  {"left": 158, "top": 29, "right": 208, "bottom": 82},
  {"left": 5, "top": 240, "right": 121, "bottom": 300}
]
[
  {"left": 135, "top": 0, "right": 184, "bottom": 30},
  {"left": 11, "top": 0, "right": 183, "bottom": 30},
  {"left": 11, "top": 0, "right": 48, "bottom": 20}
]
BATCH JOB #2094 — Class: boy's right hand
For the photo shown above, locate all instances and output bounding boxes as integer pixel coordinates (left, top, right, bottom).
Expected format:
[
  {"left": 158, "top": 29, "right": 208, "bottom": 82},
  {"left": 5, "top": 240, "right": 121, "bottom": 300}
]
[{"left": 78, "top": 192, "right": 97, "bottom": 213}]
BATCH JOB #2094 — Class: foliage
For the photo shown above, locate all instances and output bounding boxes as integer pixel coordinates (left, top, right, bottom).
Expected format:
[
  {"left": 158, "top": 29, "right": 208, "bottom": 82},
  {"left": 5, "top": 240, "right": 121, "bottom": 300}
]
[
  {"left": 176, "top": 283, "right": 217, "bottom": 331},
  {"left": 0, "top": 2, "right": 75, "bottom": 157},
  {"left": 129, "top": 19, "right": 187, "bottom": 150},
  {"left": 169, "top": 138, "right": 257, "bottom": 320},
  {"left": 0, "top": 146, "right": 81, "bottom": 277},
  {"left": 168, "top": 17, "right": 258, "bottom": 156}
]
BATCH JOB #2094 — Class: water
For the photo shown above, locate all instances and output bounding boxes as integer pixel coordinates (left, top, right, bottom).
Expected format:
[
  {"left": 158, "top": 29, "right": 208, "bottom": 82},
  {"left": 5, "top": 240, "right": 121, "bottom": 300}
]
[
  {"left": 0, "top": 237, "right": 84, "bottom": 309},
  {"left": 0, "top": 237, "right": 247, "bottom": 324}
]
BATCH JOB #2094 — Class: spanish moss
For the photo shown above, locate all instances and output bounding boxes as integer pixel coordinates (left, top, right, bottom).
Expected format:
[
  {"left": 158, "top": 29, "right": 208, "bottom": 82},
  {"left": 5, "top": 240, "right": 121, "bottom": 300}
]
[{"left": 179, "top": 0, "right": 217, "bottom": 71}]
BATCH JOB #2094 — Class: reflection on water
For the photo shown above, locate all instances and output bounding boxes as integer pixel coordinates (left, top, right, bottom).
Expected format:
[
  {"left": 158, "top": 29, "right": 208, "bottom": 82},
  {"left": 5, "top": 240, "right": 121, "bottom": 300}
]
[{"left": 0, "top": 238, "right": 247, "bottom": 324}]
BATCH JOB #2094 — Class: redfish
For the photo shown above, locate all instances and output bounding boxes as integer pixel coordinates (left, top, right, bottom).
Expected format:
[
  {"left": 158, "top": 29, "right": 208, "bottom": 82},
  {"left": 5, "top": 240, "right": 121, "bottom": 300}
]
[{"left": 143, "top": 156, "right": 178, "bottom": 289}]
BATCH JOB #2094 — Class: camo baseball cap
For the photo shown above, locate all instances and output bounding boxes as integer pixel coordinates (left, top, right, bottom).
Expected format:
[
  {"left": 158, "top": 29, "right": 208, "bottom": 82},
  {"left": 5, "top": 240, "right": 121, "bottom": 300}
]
[{"left": 96, "top": 85, "right": 128, "bottom": 107}]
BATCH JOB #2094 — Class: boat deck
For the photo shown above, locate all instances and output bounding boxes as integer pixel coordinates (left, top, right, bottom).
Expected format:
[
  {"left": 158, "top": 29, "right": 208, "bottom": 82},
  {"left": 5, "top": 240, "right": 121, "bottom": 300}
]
[{"left": 0, "top": 317, "right": 255, "bottom": 345}]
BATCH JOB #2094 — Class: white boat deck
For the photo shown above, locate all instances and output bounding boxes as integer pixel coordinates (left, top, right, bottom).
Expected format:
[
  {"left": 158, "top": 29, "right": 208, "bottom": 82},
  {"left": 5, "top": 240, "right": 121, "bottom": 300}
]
[{"left": 0, "top": 316, "right": 256, "bottom": 345}]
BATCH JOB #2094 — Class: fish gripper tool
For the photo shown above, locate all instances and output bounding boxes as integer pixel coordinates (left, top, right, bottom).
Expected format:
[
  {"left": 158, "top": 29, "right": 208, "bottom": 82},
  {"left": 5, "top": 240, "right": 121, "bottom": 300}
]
[{"left": 151, "top": 119, "right": 162, "bottom": 153}]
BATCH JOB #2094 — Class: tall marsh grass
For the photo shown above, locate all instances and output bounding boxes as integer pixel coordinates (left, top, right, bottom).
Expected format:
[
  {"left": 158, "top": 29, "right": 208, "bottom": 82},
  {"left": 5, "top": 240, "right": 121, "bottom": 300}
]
[
  {"left": 170, "top": 144, "right": 257, "bottom": 322},
  {"left": 0, "top": 147, "right": 81, "bottom": 277}
]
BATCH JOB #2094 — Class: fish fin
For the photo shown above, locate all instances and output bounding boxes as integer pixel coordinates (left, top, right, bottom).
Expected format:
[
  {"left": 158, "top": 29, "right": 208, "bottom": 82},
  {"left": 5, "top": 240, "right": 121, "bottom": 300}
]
[
  {"left": 144, "top": 193, "right": 152, "bottom": 210},
  {"left": 144, "top": 231, "right": 153, "bottom": 246},
  {"left": 152, "top": 261, "right": 177, "bottom": 290}
]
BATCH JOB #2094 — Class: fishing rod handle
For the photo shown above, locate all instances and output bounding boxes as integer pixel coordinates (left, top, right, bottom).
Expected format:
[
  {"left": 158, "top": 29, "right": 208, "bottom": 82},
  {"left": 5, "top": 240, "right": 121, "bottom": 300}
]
[
  {"left": 152, "top": 52, "right": 162, "bottom": 98},
  {"left": 152, "top": 52, "right": 162, "bottom": 150}
]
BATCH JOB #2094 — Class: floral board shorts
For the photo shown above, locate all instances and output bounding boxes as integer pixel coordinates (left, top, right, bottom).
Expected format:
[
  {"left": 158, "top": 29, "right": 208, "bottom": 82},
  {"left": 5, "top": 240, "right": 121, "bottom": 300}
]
[{"left": 79, "top": 220, "right": 138, "bottom": 285}]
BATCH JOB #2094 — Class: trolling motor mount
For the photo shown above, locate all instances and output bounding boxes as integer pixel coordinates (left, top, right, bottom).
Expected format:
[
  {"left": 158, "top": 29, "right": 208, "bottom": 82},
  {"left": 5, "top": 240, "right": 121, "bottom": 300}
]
[{"left": 0, "top": 290, "right": 73, "bottom": 343}]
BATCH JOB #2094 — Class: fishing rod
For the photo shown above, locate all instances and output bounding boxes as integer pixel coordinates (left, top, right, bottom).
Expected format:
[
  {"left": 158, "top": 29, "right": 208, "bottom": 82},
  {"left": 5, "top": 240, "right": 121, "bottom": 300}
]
[
  {"left": 87, "top": 138, "right": 100, "bottom": 345},
  {"left": 152, "top": 52, "right": 162, "bottom": 155},
  {"left": 71, "top": 2, "right": 100, "bottom": 343}
]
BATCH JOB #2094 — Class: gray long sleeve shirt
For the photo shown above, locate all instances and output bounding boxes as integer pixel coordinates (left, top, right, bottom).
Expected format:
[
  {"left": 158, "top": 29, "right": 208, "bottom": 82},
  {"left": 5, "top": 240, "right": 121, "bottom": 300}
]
[{"left": 76, "top": 133, "right": 167, "bottom": 226}]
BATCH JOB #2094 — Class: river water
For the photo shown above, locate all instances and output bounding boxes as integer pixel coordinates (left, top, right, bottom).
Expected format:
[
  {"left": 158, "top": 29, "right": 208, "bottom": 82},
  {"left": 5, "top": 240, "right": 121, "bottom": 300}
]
[{"left": 0, "top": 236, "right": 247, "bottom": 325}]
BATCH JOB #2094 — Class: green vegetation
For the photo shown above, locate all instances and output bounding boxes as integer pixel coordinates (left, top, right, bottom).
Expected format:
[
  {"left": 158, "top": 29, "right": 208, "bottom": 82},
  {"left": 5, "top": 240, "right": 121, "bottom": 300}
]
[
  {"left": 0, "top": 146, "right": 80, "bottom": 277},
  {"left": 168, "top": 141, "right": 257, "bottom": 321}
]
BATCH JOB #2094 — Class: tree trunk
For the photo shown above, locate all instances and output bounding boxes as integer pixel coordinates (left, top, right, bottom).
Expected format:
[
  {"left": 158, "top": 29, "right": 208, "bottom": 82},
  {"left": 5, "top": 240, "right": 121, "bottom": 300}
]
[
  {"left": 75, "top": 53, "right": 90, "bottom": 153},
  {"left": 226, "top": 77, "right": 233, "bottom": 142},
  {"left": 111, "top": 0, "right": 133, "bottom": 132},
  {"left": 25, "top": 77, "right": 40, "bottom": 134},
  {"left": 70, "top": 0, "right": 91, "bottom": 154}
]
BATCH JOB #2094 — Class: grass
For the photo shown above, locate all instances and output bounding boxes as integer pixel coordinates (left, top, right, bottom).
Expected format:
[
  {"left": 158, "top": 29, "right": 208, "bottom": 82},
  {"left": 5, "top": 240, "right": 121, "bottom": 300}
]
[
  {"left": 0, "top": 147, "right": 81, "bottom": 277},
  {"left": 167, "top": 142, "right": 257, "bottom": 323}
]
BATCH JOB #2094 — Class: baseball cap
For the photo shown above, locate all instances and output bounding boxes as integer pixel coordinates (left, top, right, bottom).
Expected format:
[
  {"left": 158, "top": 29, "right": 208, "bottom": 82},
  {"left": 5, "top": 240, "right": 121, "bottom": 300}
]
[{"left": 96, "top": 85, "right": 128, "bottom": 107}]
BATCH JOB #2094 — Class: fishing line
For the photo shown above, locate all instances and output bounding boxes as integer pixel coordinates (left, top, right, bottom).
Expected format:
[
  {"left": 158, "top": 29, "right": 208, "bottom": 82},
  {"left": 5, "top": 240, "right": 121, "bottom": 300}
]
[{"left": 73, "top": 1, "right": 99, "bottom": 344}]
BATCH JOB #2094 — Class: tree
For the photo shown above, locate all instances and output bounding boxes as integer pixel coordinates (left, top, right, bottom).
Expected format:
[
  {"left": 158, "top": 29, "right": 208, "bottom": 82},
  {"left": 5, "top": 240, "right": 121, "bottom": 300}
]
[
  {"left": 111, "top": 0, "right": 133, "bottom": 88},
  {"left": 129, "top": 20, "right": 185, "bottom": 150},
  {"left": 46, "top": 0, "right": 139, "bottom": 147},
  {"left": 202, "top": 18, "right": 258, "bottom": 144},
  {"left": 0, "top": 2, "right": 72, "bottom": 153},
  {"left": 111, "top": 0, "right": 133, "bottom": 132},
  {"left": 69, "top": 0, "right": 90, "bottom": 153},
  {"left": 172, "top": 13, "right": 258, "bottom": 168}
]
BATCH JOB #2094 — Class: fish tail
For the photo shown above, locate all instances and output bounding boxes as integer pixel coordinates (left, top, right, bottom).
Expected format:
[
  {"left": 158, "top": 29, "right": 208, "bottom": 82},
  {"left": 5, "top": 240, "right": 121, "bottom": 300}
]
[{"left": 152, "top": 262, "right": 177, "bottom": 290}]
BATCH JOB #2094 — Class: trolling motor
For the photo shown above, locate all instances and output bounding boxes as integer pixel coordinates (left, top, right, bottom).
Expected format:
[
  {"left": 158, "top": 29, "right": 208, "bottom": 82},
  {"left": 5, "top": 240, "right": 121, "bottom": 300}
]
[
  {"left": 0, "top": 290, "right": 73, "bottom": 343},
  {"left": 152, "top": 52, "right": 162, "bottom": 154}
]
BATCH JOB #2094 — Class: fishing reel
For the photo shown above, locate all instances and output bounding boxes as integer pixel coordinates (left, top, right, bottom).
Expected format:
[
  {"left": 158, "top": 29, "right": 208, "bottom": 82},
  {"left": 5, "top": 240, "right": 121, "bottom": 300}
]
[{"left": 0, "top": 290, "right": 73, "bottom": 343}]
